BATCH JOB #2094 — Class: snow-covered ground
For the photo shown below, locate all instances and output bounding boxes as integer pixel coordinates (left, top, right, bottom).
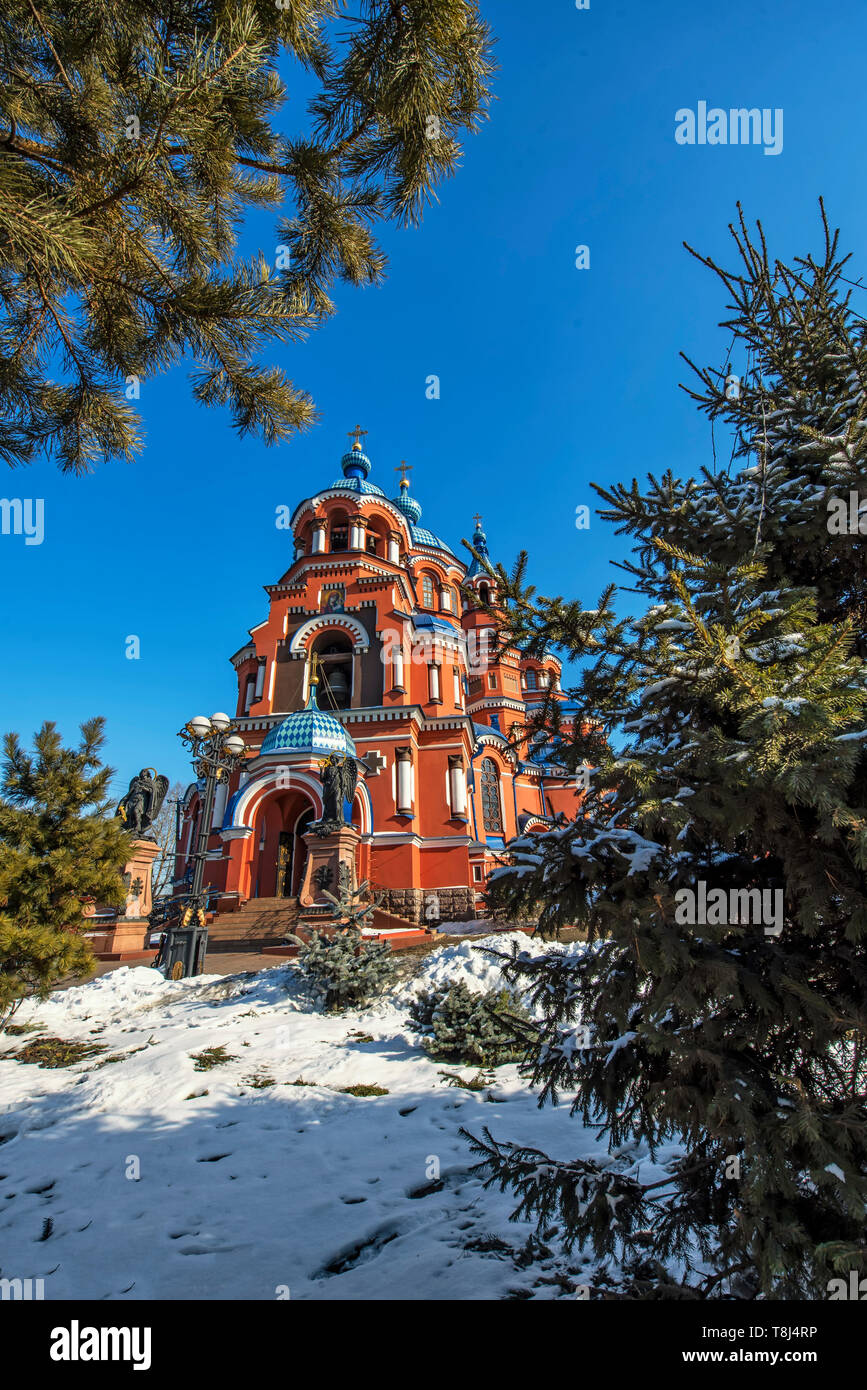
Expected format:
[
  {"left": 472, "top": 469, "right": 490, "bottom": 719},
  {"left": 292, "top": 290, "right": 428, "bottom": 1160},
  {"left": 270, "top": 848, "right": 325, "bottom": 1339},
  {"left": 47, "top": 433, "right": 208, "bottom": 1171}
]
[{"left": 0, "top": 934, "right": 679, "bottom": 1300}]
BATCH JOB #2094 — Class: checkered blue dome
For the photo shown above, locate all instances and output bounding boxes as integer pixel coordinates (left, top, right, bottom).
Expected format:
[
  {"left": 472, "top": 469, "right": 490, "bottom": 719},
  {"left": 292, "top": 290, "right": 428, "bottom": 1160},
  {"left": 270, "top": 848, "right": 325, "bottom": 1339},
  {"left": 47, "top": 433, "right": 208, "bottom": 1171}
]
[
  {"left": 341, "top": 442, "right": 372, "bottom": 479},
  {"left": 261, "top": 704, "right": 356, "bottom": 757},
  {"left": 330, "top": 476, "right": 386, "bottom": 496},
  {"left": 394, "top": 487, "right": 422, "bottom": 524},
  {"left": 410, "top": 523, "right": 455, "bottom": 556}
]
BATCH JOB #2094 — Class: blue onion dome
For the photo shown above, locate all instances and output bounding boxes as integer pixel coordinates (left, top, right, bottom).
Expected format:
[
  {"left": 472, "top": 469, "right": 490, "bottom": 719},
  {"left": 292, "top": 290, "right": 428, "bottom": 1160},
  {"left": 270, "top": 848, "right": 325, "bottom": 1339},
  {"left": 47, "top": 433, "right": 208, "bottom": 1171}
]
[
  {"left": 340, "top": 435, "right": 372, "bottom": 480},
  {"left": 393, "top": 470, "right": 422, "bottom": 524},
  {"left": 261, "top": 683, "right": 356, "bottom": 757},
  {"left": 466, "top": 513, "right": 490, "bottom": 578}
]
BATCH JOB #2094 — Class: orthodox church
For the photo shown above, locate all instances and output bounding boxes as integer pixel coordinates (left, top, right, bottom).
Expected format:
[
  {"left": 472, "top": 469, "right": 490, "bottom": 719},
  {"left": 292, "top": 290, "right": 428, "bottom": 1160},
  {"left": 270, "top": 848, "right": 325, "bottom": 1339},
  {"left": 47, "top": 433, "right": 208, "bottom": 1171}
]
[{"left": 175, "top": 430, "right": 581, "bottom": 938}]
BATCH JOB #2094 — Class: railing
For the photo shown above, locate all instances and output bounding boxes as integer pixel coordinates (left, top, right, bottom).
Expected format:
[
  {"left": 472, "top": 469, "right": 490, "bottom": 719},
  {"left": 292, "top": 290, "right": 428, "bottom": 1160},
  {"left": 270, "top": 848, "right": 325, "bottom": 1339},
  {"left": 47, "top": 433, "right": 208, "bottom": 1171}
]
[{"left": 150, "top": 888, "right": 219, "bottom": 930}]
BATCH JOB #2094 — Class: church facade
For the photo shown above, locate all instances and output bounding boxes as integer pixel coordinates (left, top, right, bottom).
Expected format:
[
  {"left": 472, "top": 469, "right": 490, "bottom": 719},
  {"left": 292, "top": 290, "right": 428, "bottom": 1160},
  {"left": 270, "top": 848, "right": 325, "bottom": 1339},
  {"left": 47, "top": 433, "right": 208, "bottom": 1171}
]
[{"left": 175, "top": 432, "right": 581, "bottom": 929}]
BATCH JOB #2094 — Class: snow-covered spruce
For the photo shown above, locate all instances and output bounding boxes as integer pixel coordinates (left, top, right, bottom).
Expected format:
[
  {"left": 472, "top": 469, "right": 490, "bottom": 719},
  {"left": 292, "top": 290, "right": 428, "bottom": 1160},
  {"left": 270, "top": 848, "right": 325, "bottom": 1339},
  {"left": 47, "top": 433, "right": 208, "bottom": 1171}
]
[{"left": 477, "top": 205, "right": 867, "bottom": 1299}]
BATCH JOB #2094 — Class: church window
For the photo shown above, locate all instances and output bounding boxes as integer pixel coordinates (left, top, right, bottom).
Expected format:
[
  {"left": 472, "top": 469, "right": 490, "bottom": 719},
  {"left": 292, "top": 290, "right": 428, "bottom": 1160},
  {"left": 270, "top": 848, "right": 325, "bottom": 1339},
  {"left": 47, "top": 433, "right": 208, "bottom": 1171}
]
[
  {"left": 488, "top": 672, "right": 497, "bottom": 689},
  {"left": 421, "top": 574, "right": 435, "bottom": 608},
  {"left": 452, "top": 587, "right": 461, "bottom": 615},
  {"left": 480, "top": 758, "right": 503, "bottom": 834},
  {"left": 331, "top": 524, "right": 348, "bottom": 552},
  {"left": 525, "top": 669, "right": 537, "bottom": 689}
]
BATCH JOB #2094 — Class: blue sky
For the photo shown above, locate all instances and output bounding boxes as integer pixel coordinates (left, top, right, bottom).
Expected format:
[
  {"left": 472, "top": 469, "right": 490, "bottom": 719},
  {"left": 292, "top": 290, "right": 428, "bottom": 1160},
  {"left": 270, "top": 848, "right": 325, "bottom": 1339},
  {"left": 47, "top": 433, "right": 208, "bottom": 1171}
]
[{"left": 1, "top": 0, "right": 865, "bottom": 796}]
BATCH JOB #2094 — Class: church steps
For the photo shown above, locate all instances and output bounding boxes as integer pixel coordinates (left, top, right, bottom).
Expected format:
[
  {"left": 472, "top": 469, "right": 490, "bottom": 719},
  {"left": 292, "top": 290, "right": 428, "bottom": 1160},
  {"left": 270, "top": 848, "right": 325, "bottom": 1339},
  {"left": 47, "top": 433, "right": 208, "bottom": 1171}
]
[{"left": 206, "top": 897, "right": 300, "bottom": 951}]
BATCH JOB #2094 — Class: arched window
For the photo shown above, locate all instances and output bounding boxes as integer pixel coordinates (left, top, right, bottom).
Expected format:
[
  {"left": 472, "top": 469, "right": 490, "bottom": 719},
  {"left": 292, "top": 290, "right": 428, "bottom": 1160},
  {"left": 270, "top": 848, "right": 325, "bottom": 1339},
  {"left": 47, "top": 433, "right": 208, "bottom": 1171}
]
[
  {"left": 312, "top": 633, "right": 353, "bottom": 710},
  {"left": 525, "top": 669, "right": 537, "bottom": 690},
  {"left": 366, "top": 522, "right": 385, "bottom": 556},
  {"left": 421, "top": 574, "right": 435, "bottom": 608},
  {"left": 452, "top": 587, "right": 461, "bottom": 616},
  {"left": 478, "top": 582, "right": 490, "bottom": 606},
  {"left": 480, "top": 758, "right": 503, "bottom": 834}
]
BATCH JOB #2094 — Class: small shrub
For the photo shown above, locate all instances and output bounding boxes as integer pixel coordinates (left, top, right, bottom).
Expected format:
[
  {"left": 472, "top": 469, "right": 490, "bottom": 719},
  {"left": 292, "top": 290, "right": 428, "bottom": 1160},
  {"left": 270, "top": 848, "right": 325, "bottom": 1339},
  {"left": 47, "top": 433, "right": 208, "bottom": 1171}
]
[
  {"left": 12, "top": 1035, "right": 106, "bottom": 1068},
  {"left": 409, "top": 981, "right": 530, "bottom": 1066},
  {"left": 296, "top": 927, "right": 397, "bottom": 1012},
  {"left": 339, "top": 1083, "right": 389, "bottom": 1097},
  {"left": 439, "top": 1067, "right": 495, "bottom": 1091},
  {"left": 190, "top": 1045, "right": 236, "bottom": 1071}
]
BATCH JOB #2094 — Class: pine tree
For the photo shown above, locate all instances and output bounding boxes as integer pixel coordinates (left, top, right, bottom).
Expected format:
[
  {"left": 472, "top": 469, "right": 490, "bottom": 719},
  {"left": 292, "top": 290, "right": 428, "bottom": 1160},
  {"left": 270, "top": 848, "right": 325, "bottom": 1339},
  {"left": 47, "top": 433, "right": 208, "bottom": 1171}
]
[
  {"left": 0, "top": 0, "right": 495, "bottom": 470},
  {"left": 290, "top": 873, "right": 396, "bottom": 1011},
  {"left": 408, "top": 979, "right": 530, "bottom": 1065},
  {"left": 466, "top": 204, "right": 867, "bottom": 1299},
  {"left": 0, "top": 717, "right": 133, "bottom": 1030}
]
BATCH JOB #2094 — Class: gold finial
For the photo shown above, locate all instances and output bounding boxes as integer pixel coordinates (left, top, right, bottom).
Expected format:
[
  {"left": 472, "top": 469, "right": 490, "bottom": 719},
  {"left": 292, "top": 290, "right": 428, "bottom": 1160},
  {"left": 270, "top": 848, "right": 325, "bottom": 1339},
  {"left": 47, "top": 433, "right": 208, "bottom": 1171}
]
[
  {"left": 473, "top": 512, "right": 483, "bottom": 529},
  {"left": 395, "top": 460, "right": 413, "bottom": 490},
  {"left": 309, "top": 652, "right": 320, "bottom": 686},
  {"left": 347, "top": 424, "right": 367, "bottom": 451}
]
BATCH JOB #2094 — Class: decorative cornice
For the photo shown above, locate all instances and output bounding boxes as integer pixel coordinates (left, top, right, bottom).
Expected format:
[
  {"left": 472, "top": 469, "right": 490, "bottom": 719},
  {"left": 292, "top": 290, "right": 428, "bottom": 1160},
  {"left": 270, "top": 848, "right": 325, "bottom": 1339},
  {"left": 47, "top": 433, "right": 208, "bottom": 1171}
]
[{"left": 467, "top": 696, "right": 527, "bottom": 715}]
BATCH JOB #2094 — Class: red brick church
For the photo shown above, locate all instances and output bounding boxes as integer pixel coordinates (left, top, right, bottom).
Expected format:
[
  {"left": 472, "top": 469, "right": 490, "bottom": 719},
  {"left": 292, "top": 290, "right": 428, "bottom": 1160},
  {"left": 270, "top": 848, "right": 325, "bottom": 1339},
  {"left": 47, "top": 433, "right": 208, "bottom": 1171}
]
[{"left": 174, "top": 430, "right": 581, "bottom": 941}]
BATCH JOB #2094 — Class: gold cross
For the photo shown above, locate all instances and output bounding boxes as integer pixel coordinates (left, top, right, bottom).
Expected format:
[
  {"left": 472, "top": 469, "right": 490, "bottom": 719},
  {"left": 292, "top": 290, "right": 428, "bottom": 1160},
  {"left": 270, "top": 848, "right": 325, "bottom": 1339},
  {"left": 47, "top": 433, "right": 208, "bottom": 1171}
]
[
  {"left": 395, "top": 460, "right": 413, "bottom": 484},
  {"left": 473, "top": 512, "right": 483, "bottom": 528},
  {"left": 347, "top": 424, "right": 367, "bottom": 448}
]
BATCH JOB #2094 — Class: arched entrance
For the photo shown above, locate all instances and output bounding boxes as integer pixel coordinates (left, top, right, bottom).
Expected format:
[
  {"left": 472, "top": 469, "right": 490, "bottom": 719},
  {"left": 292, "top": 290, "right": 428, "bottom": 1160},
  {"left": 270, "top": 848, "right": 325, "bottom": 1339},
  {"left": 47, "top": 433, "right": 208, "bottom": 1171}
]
[
  {"left": 253, "top": 791, "right": 317, "bottom": 899},
  {"left": 276, "top": 806, "right": 315, "bottom": 898}
]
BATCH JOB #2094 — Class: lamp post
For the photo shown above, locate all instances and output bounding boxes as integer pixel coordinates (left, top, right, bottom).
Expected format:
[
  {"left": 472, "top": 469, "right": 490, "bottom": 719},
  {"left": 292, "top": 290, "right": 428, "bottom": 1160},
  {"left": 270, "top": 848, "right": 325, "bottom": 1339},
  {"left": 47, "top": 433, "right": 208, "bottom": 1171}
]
[{"left": 161, "top": 713, "right": 246, "bottom": 978}]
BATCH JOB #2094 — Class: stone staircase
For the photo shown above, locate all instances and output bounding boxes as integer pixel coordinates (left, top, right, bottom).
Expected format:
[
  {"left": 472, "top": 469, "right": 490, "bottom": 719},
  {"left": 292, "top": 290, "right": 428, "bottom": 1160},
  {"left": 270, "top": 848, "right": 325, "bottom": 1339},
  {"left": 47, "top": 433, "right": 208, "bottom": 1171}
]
[
  {"left": 206, "top": 897, "right": 301, "bottom": 952},
  {"left": 206, "top": 896, "right": 439, "bottom": 955}
]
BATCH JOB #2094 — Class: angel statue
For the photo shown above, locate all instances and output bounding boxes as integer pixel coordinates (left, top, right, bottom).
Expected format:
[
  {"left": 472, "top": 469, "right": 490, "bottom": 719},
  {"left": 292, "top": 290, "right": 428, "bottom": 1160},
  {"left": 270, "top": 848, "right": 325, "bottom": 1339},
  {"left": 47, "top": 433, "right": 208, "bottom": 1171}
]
[
  {"left": 116, "top": 768, "right": 169, "bottom": 839},
  {"left": 312, "top": 754, "right": 357, "bottom": 835}
]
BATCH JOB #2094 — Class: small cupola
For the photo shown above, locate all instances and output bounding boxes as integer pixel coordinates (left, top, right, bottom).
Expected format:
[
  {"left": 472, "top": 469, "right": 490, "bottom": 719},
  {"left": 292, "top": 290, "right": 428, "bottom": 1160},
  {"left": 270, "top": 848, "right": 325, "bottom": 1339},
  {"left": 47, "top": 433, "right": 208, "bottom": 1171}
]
[
  {"left": 340, "top": 424, "right": 373, "bottom": 481},
  {"left": 392, "top": 460, "right": 422, "bottom": 524}
]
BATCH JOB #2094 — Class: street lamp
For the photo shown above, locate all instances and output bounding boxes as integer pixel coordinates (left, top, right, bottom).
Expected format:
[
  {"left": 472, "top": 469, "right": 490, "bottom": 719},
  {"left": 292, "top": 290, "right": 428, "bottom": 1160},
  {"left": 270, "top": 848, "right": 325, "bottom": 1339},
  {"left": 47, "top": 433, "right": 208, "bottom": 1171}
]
[{"left": 160, "top": 713, "right": 247, "bottom": 978}]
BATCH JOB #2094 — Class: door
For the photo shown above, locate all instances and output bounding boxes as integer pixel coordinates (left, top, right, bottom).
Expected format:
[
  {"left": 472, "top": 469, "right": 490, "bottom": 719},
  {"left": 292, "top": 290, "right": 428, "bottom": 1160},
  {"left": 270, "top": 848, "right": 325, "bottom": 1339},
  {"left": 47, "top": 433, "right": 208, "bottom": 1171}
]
[
  {"left": 291, "top": 809, "right": 315, "bottom": 896},
  {"left": 275, "top": 832, "right": 293, "bottom": 898}
]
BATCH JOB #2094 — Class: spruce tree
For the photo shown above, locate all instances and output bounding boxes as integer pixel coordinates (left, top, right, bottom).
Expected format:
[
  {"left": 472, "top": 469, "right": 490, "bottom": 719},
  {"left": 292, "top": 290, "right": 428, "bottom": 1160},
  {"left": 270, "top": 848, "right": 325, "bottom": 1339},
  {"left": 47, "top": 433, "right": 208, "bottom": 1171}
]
[
  {"left": 467, "top": 204, "right": 867, "bottom": 1299},
  {"left": 0, "top": 717, "right": 132, "bottom": 1030},
  {"left": 291, "top": 874, "right": 396, "bottom": 1011},
  {"left": 409, "top": 979, "right": 530, "bottom": 1066},
  {"left": 0, "top": 0, "right": 494, "bottom": 470}
]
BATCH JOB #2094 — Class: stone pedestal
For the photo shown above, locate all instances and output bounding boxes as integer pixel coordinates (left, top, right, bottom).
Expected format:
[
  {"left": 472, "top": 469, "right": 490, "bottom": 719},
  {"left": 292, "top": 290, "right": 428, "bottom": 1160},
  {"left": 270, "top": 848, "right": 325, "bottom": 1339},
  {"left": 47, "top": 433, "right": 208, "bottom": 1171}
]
[
  {"left": 297, "top": 824, "right": 360, "bottom": 926},
  {"left": 82, "top": 838, "right": 161, "bottom": 960}
]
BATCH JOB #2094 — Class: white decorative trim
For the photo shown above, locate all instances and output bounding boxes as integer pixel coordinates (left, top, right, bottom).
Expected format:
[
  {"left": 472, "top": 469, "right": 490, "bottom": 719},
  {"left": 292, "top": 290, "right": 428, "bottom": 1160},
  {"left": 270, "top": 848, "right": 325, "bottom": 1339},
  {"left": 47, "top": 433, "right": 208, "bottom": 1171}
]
[
  {"left": 371, "top": 832, "right": 474, "bottom": 848},
  {"left": 226, "top": 765, "right": 373, "bottom": 836},
  {"left": 288, "top": 612, "right": 369, "bottom": 654}
]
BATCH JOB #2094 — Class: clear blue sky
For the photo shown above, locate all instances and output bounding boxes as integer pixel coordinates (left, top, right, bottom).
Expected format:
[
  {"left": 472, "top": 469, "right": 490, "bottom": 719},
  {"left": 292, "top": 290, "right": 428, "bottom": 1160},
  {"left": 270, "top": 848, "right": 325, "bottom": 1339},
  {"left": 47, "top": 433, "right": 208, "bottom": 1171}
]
[{"left": 1, "top": 0, "right": 865, "bottom": 797}]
